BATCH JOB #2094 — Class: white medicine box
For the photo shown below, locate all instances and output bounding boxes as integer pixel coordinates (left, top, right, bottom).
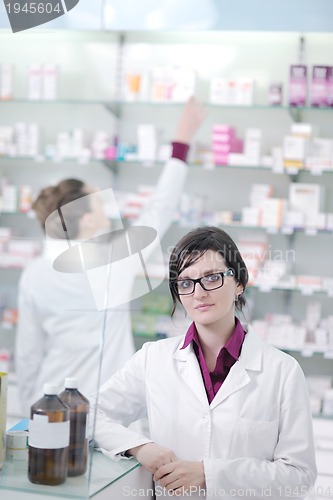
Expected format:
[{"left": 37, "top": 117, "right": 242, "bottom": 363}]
[
  {"left": 283, "top": 136, "right": 309, "bottom": 162},
  {"left": 289, "top": 183, "right": 324, "bottom": 215}
]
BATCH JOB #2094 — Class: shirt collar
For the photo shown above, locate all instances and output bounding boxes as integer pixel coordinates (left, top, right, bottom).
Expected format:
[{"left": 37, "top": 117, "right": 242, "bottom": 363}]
[
  {"left": 181, "top": 322, "right": 199, "bottom": 350},
  {"left": 181, "top": 317, "right": 245, "bottom": 361}
]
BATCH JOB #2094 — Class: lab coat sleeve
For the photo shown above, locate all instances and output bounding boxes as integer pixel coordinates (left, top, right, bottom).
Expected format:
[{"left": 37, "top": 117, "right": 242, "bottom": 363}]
[
  {"left": 204, "top": 361, "right": 317, "bottom": 500},
  {"left": 91, "top": 342, "right": 152, "bottom": 460},
  {"left": 133, "top": 157, "right": 187, "bottom": 238},
  {"left": 15, "top": 269, "right": 46, "bottom": 415}
]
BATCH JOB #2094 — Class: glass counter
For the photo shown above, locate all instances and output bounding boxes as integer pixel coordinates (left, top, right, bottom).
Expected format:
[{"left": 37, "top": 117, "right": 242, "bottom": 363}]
[{"left": 0, "top": 449, "right": 140, "bottom": 499}]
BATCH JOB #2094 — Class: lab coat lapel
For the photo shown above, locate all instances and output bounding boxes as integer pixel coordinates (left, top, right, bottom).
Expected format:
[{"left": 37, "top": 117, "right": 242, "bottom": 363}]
[
  {"left": 173, "top": 327, "right": 263, "bottom": 410},
  {"left": 173, "top": 341, "right": 209, "bottom": 408},
  {"left": 210, "top": 326, "right": 263, "bottom": 410}
]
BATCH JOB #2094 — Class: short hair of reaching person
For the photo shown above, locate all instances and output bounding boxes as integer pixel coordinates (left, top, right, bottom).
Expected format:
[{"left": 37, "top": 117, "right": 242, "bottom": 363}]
[{"left": 33, "top": 178, "right": 90, "bottom": 239}]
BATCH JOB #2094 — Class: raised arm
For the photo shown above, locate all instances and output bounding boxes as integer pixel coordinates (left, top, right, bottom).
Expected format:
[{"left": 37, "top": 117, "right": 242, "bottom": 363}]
[
  {"left": 134, "top": 97, "right": 207, "bottom": 236},
  {"left": 174, "top": 96, "right": 207, "bottom": 145}
]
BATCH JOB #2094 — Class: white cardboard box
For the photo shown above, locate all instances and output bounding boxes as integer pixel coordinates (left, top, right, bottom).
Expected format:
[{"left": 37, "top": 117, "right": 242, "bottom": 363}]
[{"left": 289, "top": 183, "right": 324, "bottom": 216}]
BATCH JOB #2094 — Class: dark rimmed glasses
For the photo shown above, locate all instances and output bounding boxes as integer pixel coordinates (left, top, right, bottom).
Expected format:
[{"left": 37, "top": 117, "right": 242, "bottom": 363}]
[{"left": 171, "top": 268, "right": 234, "bottom": 295}]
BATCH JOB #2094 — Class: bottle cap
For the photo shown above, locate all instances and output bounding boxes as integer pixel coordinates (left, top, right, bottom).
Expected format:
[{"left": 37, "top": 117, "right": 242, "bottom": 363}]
[
  {"left": 64, "top": 377, "right": 78, "bottom": 389},
  {"left": 43, "top": 383, "right": 58, "bottom": 395}
]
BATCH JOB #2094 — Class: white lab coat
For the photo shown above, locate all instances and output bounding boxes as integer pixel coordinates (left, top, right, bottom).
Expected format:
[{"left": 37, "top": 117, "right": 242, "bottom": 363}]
[
  {"left": 93, "top": 325, "right": 317, "bottom": 500},
  {"left": 16, "top": 158, "right": 187, "bottom": 415}
]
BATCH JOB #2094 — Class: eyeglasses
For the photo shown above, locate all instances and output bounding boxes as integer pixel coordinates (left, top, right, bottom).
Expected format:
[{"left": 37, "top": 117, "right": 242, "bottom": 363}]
[{"left": 171, "top": 269, "right": 234, "bottom": 296}]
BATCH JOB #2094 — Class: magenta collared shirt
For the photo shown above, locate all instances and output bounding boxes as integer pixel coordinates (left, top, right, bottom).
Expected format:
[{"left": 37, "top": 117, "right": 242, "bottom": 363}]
[{"left": 181, "top": 318, "right": 246, "bottom": 404}]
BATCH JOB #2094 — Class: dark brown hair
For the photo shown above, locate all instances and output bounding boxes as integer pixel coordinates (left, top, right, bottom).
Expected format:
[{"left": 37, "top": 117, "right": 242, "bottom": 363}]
[
  {"left": 169, "top": 226, "right": 248, "bottom": 315},
  {"left": 33, "top": 179, "right": 90, "bottom": 239}
]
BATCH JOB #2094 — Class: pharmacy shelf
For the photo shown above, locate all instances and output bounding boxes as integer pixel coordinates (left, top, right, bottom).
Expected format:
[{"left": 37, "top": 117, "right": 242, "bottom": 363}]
[
  {"left": 0, "top": 211, "right": 35, "bottom": 217},
  {"left": 0, "top": 265, "right": 30, "bottom": 272},
  {"left": 133, "top": 332, "right": 167, "bottom": 340},
  {"left": 0, "top": 324, "right": 15, "bottom": 333},
  {"left": 0, "top": 99, "right": 121, "bottom": 117},
  {"left": 221, "top": 225, "right": 333, "bottom": 236},
  {"left": 0, "top": 156, "right": 272, "bottom": 171},
  {"left": 0, "top": 98, "right": 110, "bottom": 105},
  {"left": 1, "top": 156, "right": 333, "bottom": 177},
  {"left": 2, "top": 99, "right": 333, "bottom": 111},
  {"left": 0, "top": 99, "right": 115, "bottom": 105},
  {"left": 312, "top": 413, "right": 333, "bottom": 420},
  {"left": 173, "top": 222, "right": 333, "bottom": 236},
  {"left": 0, "top": 156, "right": 119, "bottom": 174},
  {"left": 253, "top": 283, "right": 333, "bottom": 296},
  {"left": 115, "top": 160, "right": 333, "bottom": 176},
  {"left": 0, "top": 156, "right": 116, "bottom": 164},
  {"left": 207, "top": 105, "right": 333, "bottom": 112},
  {"left": 0, "top": 324, "right": 15, "bottom": 351},
  {"left": 281, "top": 346, "right": 333, "bottom": 358},
  {"left": 0, "top": 28, "right": 118, "bottom": 42}
]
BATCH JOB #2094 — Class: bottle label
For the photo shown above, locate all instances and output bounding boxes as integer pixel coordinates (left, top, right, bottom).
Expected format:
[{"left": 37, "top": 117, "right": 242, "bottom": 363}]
[{"left": 29, "top": 415, "right": 70, "bottom": 449}]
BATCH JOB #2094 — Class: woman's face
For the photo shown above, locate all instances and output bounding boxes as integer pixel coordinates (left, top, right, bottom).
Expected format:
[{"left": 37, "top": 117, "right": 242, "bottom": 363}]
[{"left": 178, "top": 249, "right": 243, "bottom": 329}]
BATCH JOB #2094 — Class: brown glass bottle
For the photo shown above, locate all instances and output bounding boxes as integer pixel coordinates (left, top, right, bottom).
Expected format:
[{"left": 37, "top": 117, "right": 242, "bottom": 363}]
[
  {"left": 28, "top": 383, "right": 69, "bottom": 486},
  {"left": 58, "top": 377, "right": 90, "bottom": 477}
]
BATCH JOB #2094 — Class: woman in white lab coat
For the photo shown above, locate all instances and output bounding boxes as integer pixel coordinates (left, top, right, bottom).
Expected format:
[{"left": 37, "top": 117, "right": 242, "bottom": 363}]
[
  {"left": 15, "top": 98, "right": 207, "bottom": 415},
  {"left": 93, "top": 226, "right": 317, "bottom": 499}
]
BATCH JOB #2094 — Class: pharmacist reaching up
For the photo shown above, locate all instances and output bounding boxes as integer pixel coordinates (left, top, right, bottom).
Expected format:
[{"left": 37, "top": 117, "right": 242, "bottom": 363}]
[{"left": 15, "top": 97, "right": 207, "bottom": 416}]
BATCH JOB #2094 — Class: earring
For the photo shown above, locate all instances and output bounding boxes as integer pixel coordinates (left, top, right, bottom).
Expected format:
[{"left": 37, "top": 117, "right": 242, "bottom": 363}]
[
  {"left": 184, "top": 311, "right": 187, "bottom": 318},
  {"left": 235, "top": 294, "right": 240, "bottom": 303}
]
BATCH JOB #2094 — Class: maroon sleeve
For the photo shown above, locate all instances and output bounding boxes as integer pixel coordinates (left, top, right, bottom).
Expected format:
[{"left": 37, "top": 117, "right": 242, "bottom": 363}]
[{"left": 171, "top": 141, "right": 190, "bottom": 162}]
